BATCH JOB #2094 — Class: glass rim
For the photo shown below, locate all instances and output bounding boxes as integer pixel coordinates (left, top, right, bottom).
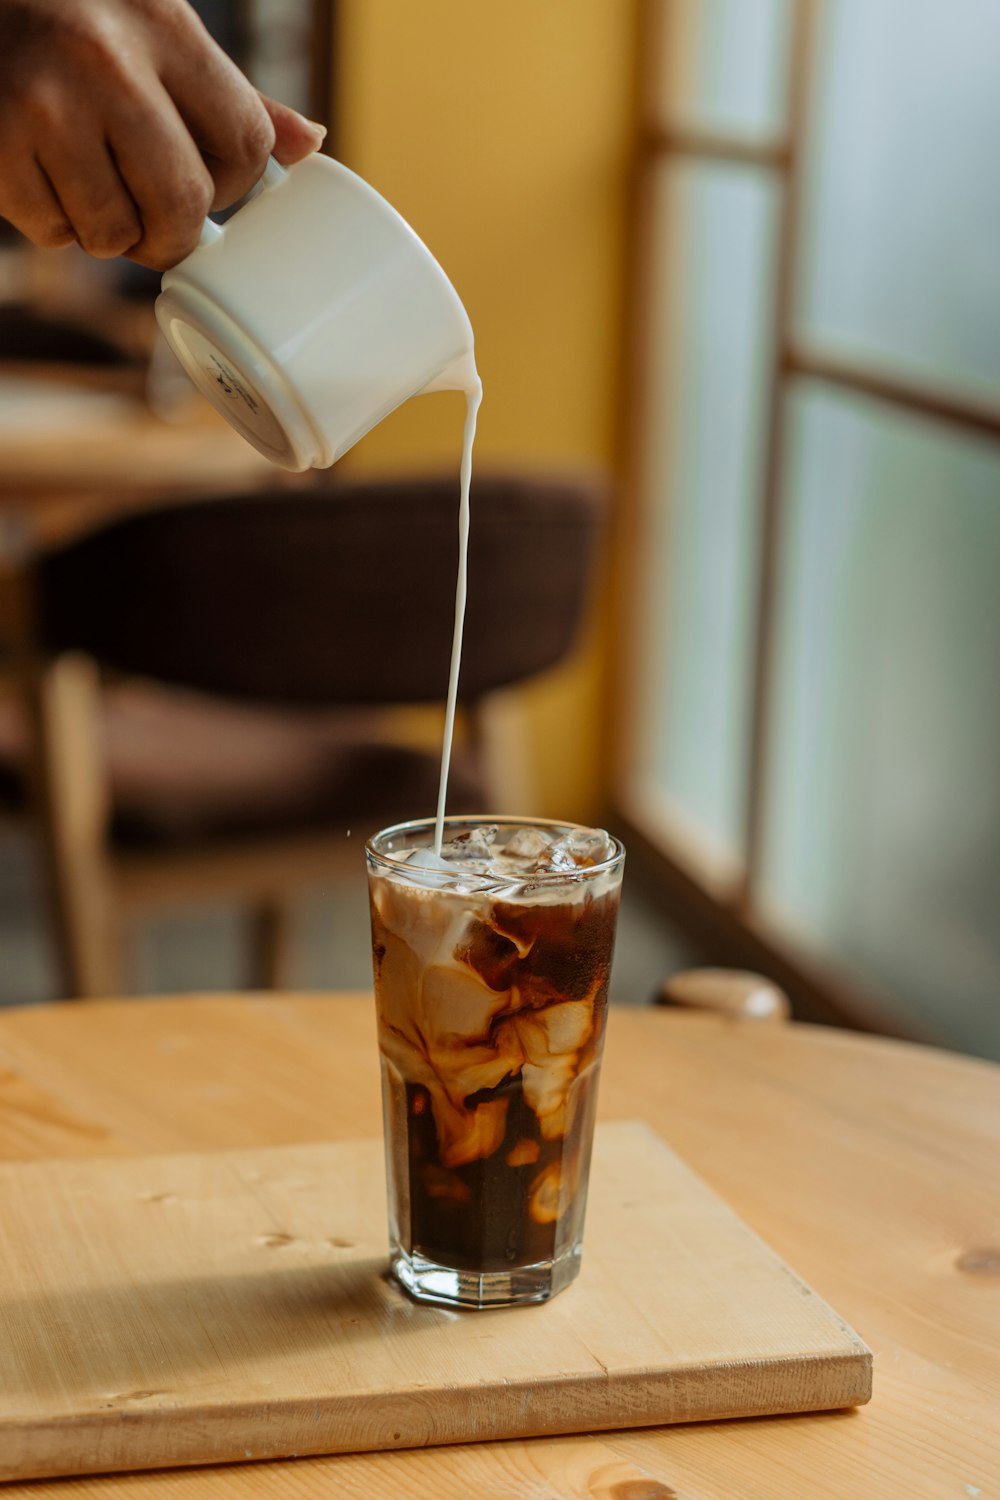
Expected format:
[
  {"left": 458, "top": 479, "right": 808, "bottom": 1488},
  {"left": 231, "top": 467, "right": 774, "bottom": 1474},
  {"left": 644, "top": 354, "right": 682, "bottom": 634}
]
[{"left": 365, "top": 814, "right": 625, "bottom": 882}]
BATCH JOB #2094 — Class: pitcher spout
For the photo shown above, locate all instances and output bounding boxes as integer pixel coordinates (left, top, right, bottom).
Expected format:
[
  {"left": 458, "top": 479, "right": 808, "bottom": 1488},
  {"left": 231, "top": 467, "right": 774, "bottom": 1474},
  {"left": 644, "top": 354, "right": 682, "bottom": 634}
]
[{"left": 420, "top": 348, "right": 480, "bottom": 396}]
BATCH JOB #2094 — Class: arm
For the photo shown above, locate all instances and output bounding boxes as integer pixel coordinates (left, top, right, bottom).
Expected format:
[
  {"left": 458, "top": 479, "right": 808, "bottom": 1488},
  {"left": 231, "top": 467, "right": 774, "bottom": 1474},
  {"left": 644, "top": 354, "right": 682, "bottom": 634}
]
[{"left": 0, "top": 0, "right": 326, "bottom": 269}]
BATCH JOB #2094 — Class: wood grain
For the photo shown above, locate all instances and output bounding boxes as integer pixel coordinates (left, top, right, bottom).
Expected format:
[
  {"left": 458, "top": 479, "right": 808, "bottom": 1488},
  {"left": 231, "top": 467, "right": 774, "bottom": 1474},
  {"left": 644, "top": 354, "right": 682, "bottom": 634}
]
[
  {"left": 0, "top": 996, "right": 996, "bottom": 1499},
  {"left": 0, "top": 1122, "right": 869, "bottom": 1481}
]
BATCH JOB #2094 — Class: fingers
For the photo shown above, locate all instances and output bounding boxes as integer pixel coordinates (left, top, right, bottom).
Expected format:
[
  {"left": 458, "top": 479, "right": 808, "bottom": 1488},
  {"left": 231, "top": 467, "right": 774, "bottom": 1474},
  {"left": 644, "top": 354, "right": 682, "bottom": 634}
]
[
  {"left": 0, "top": 0, "right": 327, "bottom": 269},
  {"left": 107, "top": 75, "right": 215, "bottom": 269},
  {"left": 0, "top": 157, "right": 76, "bottom": 250},
  {"left": 35, "top": 136, "right": 141, "bottom": 259},
  {"left": 156, "top": 8, "right": 277, "bottom": 210},
  {"left": 259, "top": 93, "right": 327, "bottom": 166}
]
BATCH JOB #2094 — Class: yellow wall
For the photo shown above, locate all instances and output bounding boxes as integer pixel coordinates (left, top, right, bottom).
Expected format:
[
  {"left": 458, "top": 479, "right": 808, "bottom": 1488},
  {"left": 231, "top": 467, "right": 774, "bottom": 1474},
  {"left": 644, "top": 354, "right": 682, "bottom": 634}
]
[{"left": 334, "top": 2, "right": 637, "bottom": 820}]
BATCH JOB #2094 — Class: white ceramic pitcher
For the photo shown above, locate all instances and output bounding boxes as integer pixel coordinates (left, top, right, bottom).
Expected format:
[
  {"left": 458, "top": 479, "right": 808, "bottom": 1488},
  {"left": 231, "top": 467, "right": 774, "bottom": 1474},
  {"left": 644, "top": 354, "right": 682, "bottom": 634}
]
[{"left": 155, "top": 156, "right": 477, "bottom": 473}]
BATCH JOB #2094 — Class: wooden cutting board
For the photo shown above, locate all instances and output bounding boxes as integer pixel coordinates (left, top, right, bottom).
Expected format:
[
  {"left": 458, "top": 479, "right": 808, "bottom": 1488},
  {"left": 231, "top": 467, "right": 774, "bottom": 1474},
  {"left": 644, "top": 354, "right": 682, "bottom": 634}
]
[{"left": 0, "top": 1120, "right": 871, "bottom": 1481}]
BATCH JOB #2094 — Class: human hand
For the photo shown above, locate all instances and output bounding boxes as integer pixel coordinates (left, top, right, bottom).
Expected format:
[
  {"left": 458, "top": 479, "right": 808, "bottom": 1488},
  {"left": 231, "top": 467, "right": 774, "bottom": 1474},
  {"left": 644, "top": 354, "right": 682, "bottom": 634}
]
[{"left": 0, "top": 0, "right": 326, "bottom": 269}]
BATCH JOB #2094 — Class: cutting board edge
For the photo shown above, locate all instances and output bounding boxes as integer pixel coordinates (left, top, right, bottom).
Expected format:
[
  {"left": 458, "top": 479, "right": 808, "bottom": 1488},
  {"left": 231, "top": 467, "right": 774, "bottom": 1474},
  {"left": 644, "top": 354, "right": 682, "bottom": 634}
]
[{"left": 0, "top": 1345, "right": 874, "bottom": 1483}]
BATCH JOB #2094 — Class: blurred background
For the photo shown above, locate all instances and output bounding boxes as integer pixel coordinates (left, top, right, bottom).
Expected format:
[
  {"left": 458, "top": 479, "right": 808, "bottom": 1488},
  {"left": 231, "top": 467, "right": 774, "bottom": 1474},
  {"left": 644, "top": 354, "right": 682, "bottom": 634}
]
[{"left": 0, "top": 0, "right": 997, "bottom": 1060}]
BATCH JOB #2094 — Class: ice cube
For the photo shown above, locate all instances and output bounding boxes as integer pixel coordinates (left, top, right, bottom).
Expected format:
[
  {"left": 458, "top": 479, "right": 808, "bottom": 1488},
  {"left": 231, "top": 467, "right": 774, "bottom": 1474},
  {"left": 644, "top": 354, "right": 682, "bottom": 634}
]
[
  {"left": 443, "top": 824, "right": 498, "bottom": 862},
  {"left": 454, "top": 916, "right": 520, "bottom": 991},
  {"left": 406, "top": 847, "right": 451, "bottom": 869},
  {"left": 504, "top": 827, "right": 553, "bottom": 862},
  {"left": 402, "top": 847, "right": 452, "bottom": 887},
  {"left": 547, "top": 827, "right": 615, "bottom": 870}
]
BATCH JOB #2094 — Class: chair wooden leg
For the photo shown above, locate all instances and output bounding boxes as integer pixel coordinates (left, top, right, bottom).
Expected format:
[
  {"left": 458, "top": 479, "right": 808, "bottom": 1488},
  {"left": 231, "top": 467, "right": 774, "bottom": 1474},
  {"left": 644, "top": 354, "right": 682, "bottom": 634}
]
[
  {"left": 248, "top": 900, "right": 295, "bottom": 990},
  {"left": 25, "top": 653, "right": 122, "bottom": 998},
  {"left": 659, "top": 968, "right": 791, "bottom": 1022}
]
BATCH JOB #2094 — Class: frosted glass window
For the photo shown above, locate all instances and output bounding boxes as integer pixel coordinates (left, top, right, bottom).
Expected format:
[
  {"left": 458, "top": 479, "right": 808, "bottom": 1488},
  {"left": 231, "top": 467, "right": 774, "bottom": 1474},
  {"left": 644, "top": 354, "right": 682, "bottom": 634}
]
[
  {"left": 798, "top": 0, "right": 1000, "bottom": 404},
  {"left": 654, "top": 0, "right": 793, "bottom": 138},
  {"left": 634, "top": 162, "right": 778, "bottom": 864},
  {"left": 763, "top": 387, "right": 1000, "bottom": 1056}
]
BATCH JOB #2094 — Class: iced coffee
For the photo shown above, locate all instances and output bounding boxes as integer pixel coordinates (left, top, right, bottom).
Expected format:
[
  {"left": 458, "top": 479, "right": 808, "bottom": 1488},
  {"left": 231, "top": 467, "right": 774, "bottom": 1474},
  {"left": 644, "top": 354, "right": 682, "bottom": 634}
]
[{"left": 366, "top": 816, "right": 624, "bottom": 1308}]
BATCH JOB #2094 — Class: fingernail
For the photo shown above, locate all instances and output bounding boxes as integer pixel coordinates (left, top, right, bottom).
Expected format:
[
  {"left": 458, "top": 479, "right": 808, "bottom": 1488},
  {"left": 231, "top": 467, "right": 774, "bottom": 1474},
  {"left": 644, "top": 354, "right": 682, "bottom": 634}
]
[{"left": 306, "top": 119, "right": 328, "bottom": 139}]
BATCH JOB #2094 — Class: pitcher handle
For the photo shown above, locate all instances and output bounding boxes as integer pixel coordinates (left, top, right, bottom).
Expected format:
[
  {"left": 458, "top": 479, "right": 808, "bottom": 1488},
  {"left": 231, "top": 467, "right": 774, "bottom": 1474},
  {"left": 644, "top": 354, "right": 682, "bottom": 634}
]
[{"left": 198, "top": 157, "right": 289, "bottom": 248}]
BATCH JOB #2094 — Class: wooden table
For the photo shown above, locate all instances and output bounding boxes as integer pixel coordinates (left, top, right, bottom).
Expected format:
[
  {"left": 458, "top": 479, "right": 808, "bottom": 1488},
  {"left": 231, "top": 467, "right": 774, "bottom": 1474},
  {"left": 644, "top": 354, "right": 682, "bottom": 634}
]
[
  {"left": 0, "top": 377, "right": 286, "bottom": 558},
  {"left": 0, "top": 994, "right": 997, "bottom": 1498}
]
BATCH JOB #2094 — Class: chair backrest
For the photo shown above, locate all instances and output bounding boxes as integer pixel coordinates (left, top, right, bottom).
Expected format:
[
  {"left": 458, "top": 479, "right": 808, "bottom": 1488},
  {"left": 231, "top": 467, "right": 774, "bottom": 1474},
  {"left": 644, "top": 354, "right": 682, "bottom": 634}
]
[
  {"left": 35, "top": 474, "right": 606, "bottom": 706},
  {"left": 0, "top": 306, "right": 135, "bottom": 366}
]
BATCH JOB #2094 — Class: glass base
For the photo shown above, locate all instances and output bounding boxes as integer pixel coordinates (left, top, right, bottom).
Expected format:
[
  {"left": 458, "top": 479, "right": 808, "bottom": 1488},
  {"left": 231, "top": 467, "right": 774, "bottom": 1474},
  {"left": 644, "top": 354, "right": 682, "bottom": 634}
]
[{"left": 391, "top": 1247, "right": 582, "bottom": 1309}]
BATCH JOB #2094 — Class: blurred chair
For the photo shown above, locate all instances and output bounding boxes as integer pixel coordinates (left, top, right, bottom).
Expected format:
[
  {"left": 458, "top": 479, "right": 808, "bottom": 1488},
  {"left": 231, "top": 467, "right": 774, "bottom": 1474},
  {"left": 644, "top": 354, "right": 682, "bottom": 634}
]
[
  {"left": 0, "top": 301, "right": 152, "bottom": 405},
  {"left": 0, "top": 304, "right": 136, "bottom": 368},
  {"left": 9, "top": 473, "right": 604, "bottom": 996}
]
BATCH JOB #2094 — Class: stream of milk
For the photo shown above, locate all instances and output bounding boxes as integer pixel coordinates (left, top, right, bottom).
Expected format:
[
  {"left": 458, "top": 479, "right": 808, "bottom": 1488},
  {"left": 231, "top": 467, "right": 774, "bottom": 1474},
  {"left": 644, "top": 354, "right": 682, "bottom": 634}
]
[{"left": 433, "top": 380, "right": 483, "bottom": 856}]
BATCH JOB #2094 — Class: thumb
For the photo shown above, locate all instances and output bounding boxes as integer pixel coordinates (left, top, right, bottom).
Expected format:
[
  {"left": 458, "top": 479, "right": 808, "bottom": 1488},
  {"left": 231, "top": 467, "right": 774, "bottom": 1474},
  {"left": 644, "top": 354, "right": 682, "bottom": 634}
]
[{"left": 259, "top": 93, "right": 327, "bottom": 164}]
